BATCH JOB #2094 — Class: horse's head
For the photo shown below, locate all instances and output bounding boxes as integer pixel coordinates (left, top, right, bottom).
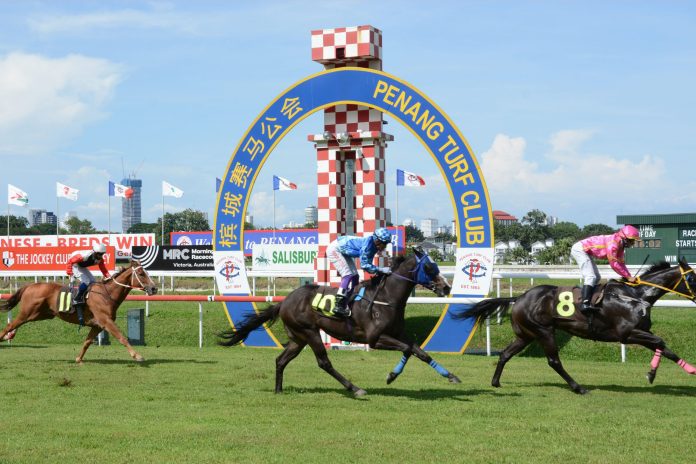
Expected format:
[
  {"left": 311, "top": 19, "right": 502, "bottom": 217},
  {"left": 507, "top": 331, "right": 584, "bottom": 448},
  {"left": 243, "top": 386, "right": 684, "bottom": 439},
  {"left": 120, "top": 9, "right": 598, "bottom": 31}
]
[
  {"left": 675, "top": 257, "right": 696, "bottom": 302},
  {"left": 411, "top": 247, "right": 451, "bottom": 297},
  {"left": 129, "top": 259, "right": 158, "bottom": 295}
]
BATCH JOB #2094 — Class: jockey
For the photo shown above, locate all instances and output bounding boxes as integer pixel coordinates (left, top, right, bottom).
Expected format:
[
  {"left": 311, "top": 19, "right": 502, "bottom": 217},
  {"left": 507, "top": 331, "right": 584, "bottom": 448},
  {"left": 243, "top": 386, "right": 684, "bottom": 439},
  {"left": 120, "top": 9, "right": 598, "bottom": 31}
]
[
  {"left": 66, "top": 243, "right": 111, "bottom": 308},
  {"left": 326, "top": 227, "right": 392, "bottom": 318},
  {"left": 570, "top": 225, "right": 640, "bottom": 316}
]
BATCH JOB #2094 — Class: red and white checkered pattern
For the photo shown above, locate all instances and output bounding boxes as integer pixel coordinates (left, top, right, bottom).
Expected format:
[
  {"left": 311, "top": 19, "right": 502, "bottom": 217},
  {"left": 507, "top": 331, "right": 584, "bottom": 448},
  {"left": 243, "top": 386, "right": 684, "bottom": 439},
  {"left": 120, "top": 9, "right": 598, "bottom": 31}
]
[
  {"left": 311, "top": 25, "right": 382, "bottom": 70},
  {"left": 310, "top": 25, "right": 389, "bottom": 286}
]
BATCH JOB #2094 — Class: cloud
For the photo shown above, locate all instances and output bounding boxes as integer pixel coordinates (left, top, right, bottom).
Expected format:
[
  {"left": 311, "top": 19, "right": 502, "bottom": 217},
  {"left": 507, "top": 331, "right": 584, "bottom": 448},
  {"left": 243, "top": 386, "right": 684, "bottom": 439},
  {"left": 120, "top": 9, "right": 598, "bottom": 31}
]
[
  {"left": 0, "top": 52, "right": 123, "bottom": 155},
  {"left": 480, "top": 131, "right": 670, "bottom": 224}
]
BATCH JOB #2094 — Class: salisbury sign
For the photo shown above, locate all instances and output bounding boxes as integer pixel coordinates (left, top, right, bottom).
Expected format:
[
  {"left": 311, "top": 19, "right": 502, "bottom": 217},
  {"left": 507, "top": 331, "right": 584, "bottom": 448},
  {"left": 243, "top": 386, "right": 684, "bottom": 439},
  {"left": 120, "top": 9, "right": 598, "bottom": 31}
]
[{"left": 252, "top": 244, "right": 317, "bottom": 272}]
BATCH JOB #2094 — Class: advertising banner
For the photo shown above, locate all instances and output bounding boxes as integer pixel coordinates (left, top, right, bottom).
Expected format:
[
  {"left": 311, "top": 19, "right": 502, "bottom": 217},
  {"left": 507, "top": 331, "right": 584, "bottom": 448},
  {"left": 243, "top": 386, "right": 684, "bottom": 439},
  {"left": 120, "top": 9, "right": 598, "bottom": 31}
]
[
  {"left": 0, "top": 234, "right": 155, "bottom": 259},
  {"left": 0, "top": 246, "right": 116, "bottom": 274},
  {"left": 213, "top": 251, "right": 251, "bottom": 294},
  {"left": 172, "top": 226, "right": 405, "bottom": 256},
  {"left": 252, "top": 244, "right": 318, "bottom": 272},
  {"left": 132, "top": 246, "right": 213, "bottom": 272},
  {"left": 451, "top": 248, "right": 494, "bottom": 296}
]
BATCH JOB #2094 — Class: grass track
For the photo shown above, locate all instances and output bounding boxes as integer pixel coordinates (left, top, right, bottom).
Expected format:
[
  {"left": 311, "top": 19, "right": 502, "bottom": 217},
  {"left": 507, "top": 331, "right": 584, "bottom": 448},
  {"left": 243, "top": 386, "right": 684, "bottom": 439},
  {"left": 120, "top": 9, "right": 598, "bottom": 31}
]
[{"left": 1, "top": 344, "right": 695, "bottom": 463}]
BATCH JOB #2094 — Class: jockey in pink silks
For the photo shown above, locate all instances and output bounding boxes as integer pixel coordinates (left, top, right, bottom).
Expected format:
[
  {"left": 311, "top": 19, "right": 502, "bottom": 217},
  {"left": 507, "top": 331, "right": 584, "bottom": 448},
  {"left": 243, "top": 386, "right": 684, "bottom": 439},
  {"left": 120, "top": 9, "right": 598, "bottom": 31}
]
[{"left": 570, "top": 225, "right": 640, "bottom": 315}]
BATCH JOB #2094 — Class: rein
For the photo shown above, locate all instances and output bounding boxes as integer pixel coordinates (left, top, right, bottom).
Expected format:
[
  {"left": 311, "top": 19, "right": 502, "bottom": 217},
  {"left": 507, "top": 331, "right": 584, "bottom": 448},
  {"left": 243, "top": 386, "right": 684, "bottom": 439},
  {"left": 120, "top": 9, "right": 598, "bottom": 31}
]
[
  {"left": 626, "top": 266, "right": 696, "bottom": 301},
  {"left": 105, "top": 265, "right": 150, "bottom": 291}
]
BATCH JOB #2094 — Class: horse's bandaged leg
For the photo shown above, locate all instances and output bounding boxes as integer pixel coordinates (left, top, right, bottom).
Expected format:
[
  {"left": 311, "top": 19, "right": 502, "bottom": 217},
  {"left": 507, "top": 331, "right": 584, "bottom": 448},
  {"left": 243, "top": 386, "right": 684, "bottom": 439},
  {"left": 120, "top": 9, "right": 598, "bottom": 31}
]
[
  {"left": 677, "top": 359, "right": 696, "bottom": 375},
  {"left": 650, "top": 349, "right": 663, "bottom": 370},
  {"left": 392, "top": 355, "right": 409, "bottom": 375},
  {"left": 429, "top": 359, "right": 450, "bottom": 377}
]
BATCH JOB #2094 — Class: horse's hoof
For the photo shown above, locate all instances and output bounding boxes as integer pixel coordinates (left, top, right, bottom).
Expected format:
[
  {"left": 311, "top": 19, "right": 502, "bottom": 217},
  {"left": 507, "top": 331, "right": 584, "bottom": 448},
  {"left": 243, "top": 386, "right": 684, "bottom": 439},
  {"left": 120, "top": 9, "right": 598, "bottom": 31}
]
[
  {"left": 646, "top": 370, "right": 656, "bottom": 384},
  {"left": 134, "top": 355, "right": 144, "bottom": 363},
  {"left": 354, "top": 388, "right": 368, "bottom": 397},
  {"left": 574, "top": 387, "right": 589, "bottom": 395},
  {"left": 75, "top": 358, "right": 84, "bottom": 365},
  {"left": 386, "top": 372, "right": 398, "bottom": 385},
  {"left": 491, "top": 379, "right": 501, "bottom": 388},
  {"left": 448, "top": 373, "right": 461, "bottom": 384}
]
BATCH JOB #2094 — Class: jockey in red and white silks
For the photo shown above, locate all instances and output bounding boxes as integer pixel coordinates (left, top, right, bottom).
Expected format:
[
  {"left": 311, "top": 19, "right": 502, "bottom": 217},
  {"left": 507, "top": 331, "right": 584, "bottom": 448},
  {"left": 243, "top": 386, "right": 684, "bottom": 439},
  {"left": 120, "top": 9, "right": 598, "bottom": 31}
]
[{"left": 66, "top": 243, "right": 111, "bottom": 305}]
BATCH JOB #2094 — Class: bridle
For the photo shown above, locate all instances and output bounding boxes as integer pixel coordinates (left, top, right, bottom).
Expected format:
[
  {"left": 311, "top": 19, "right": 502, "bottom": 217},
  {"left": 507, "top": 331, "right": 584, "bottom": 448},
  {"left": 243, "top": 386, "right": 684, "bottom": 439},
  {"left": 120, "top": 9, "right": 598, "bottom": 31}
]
[
  {"left": 389, "top": 254, "right": 441, "bottom": 291},
  {"left": 626, "top": 265, "right": 696, "bottom": 301},
  {"left": 104, "top": 265, "right": 153, "bottom": 292}
]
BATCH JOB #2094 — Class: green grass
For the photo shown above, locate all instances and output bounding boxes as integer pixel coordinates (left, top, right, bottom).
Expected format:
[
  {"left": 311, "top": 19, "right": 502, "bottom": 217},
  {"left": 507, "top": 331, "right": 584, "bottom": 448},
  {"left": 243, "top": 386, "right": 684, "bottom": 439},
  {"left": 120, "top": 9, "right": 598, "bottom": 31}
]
[{"left": 0, "top": 345, "right": 695, "bottom": 463}]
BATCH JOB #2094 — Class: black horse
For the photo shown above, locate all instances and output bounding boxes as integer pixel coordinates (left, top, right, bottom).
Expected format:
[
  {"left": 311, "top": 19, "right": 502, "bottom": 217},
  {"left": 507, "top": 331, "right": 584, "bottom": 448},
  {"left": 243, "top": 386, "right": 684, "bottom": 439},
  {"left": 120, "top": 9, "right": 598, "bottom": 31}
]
[
  {"left": 456, "top": 257, "right": 696, "bottom": 394},
  {"left": 219, "top": 247, "right": 460, "bottom": 396}
]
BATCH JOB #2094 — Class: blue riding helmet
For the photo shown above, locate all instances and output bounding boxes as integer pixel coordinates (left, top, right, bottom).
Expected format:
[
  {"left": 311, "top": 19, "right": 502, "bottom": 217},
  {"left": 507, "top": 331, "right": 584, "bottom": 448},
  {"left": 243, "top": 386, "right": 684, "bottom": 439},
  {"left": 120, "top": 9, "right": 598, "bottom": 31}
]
[{"left": 373, "top": 227, "right": 392, "bottom": 244}]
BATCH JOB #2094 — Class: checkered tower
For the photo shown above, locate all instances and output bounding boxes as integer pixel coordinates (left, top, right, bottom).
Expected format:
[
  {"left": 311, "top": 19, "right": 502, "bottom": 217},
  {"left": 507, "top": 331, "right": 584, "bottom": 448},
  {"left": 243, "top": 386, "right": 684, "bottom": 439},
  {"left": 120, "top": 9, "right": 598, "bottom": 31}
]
[{"left": 308, "top": 25, "right": 393, "bottom": 286}]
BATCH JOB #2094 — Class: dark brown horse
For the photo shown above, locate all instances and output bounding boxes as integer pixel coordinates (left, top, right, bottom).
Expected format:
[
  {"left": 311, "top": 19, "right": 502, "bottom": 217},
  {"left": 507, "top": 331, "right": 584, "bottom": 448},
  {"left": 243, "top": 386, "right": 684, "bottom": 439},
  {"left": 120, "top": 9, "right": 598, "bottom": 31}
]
[
  {"left": 0, "top": 260, "right": 157, "bottom": 363},
  {"left": 456, "top": 257, "right": 696, "bottom": 394},
  {"left": 219, "top": 248, "right": 460, "bottom": 396}
]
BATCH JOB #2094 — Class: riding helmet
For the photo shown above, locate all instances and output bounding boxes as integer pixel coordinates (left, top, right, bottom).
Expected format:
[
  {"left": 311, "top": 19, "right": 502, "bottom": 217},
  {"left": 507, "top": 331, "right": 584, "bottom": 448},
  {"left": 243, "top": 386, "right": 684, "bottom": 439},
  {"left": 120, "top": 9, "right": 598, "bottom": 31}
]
[
  {"left": 93, "top": 243, "right": 107, "bottom": 254},
  {"left": 373, "top": 227, "right": 392, "bottom": 244},
  {"left": 619, "top": 225, "right": 640, "bottom": 240}
]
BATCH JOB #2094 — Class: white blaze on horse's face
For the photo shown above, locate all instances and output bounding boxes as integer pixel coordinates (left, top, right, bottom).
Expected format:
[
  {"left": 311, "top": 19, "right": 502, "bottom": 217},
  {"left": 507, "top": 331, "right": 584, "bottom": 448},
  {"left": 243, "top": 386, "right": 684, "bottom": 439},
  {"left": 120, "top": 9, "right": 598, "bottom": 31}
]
[{"left": 432, "top": 274, "right": 451, "bottom": 297}]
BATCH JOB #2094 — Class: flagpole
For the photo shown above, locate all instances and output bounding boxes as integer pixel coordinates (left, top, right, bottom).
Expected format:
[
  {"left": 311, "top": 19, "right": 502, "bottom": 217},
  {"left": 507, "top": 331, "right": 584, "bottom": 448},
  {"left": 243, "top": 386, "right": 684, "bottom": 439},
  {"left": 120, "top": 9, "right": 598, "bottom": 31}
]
[
  {"left": 273, "top": 187, "right": 276, "bottom": 238},
  {"left": 7, "top": 202, "right": 9, "bottom": 238},
  {"left": 395, "top": 183, "right": 399, "bottom": 255},
  {"left": 161, "top": 192, "right": 165, "bottom": 245},
  {"left": 56, "top": 195, "right": 60, "bottom": 239}
]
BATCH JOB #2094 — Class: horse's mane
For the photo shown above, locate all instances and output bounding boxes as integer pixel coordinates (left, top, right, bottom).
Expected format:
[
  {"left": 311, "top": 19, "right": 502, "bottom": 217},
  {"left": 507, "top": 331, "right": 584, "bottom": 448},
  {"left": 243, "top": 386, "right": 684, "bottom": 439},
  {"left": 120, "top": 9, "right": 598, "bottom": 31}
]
[
  {"left": 364, "top": 255, "right": 409, "bottom": 288},
  {"left": 641, "top": 261, "right": 671, "bottom": 276}
]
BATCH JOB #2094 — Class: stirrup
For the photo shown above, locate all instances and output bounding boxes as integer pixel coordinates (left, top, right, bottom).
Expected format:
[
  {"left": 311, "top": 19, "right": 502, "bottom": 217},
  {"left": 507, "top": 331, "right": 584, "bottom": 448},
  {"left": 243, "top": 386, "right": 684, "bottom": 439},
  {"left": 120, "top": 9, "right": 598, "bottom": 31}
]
[{"left": 331, "top": 305, "right": 351, "bottom": 318}]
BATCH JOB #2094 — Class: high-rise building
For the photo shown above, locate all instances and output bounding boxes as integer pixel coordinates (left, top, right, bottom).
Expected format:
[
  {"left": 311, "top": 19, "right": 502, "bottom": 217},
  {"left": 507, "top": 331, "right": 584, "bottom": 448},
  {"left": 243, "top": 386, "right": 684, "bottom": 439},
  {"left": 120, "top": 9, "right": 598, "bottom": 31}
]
[
  {"left": 420, "top": 218, "right": 438, "bottom": 238},
  {"left": 121, "top": 177, "right": 142, "bottom": 233},
  {"left": 28, "top": 209, "right": 57, "bottom": 227},
  {"left": 304, "top": 206, "right": 318, "bottom": 225}
]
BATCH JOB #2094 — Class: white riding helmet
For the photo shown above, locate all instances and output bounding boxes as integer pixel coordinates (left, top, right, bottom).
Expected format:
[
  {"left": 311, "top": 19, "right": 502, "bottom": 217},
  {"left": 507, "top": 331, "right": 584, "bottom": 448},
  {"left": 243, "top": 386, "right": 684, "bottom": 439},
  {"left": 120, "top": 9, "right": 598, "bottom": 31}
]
[{"left": 93, "top": 243, "right": 107, "bottom": 254}]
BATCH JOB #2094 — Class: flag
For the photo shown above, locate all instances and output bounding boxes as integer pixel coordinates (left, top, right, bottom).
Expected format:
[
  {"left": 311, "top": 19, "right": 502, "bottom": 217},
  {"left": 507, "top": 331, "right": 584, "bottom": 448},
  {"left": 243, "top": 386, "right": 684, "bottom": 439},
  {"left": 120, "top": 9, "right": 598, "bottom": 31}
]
[
  {"left": 162, "top": 180, "right": 184, "bottom": 198},
  {"left": 273, "top": 175, "right": 297, "bottom": 191},
  {"left": 56, "top": 182, "right": 79, "bottom": 201},
  {"left": 396, "top": 169, "right": 426, "bottom": 187},
  {"left": 215, "top": 177, "right": 222, "bottom": 192},
  {"left": 109, "top": 181, "right": 134, "bottom": 199},
  {"left": 8, "top": 184, "right": 29, "bottom": 206}
]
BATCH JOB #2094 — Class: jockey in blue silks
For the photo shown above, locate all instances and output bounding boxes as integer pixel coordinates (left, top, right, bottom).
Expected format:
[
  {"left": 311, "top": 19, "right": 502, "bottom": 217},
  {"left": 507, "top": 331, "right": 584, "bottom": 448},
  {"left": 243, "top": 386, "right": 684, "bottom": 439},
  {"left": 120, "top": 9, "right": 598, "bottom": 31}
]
[{"left": 326, "top": 227, "right": 392, "bottom": 317}]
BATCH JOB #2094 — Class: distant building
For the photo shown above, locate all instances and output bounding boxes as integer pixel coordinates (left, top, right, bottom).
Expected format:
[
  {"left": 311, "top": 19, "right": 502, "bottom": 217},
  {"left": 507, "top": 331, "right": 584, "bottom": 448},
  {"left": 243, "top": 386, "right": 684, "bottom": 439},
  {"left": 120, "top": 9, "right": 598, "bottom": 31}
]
[
  {"left": 402, "top": 218, "right": 415, "bottom": 227},
  {"left": 245, "top": 214, "right": 254, "bottom": 225},
  {"left": 60, "top": 211, "right": 77, "bottom": 229},
  {"left": 28, "top": 209, "right": 57, "bottom": 227},
  {"left": 420, "top": 218, "right": 438, "bottom": 237},
  {"left": 493, "top": 210, "right": 518, "bottom": 225},
  {"left": 494, "top": 239, "right": 520, "bottom": 263},
  {"left": 304, "top": 206, "right": 318, "bottom": 225},
  {"left": 121, "top": 177, "right": 142, "bottom": 233}
]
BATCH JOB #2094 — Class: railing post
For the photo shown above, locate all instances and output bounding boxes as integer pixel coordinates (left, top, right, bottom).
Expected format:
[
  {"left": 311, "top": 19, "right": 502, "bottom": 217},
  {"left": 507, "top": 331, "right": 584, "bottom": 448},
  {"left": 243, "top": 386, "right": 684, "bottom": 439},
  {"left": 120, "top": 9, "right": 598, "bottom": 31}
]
[{"left": 198, "top": 302, "right": 203, "bottom": 349}]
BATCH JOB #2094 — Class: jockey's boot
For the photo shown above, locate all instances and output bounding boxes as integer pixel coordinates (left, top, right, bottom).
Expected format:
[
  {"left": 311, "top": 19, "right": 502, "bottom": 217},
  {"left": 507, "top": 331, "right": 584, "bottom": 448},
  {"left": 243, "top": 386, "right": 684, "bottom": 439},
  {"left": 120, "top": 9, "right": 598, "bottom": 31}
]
[
  {"left": 580, "top": 285, "right": 599, "bottom": 316},
  {"left": 331, "top": 289, "right": 351, "bottom": 318},
  {"left": 73, "top": 284, "right": 88, "bottom": 311}
]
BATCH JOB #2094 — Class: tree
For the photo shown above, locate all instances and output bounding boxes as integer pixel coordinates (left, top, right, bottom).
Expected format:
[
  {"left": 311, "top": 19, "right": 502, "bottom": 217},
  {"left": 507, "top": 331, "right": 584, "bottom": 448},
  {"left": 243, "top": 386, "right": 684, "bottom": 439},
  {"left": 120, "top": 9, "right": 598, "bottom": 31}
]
[
  {"left": 63, "top": 217, "right": 97, "bottom": 234},
  {"left": 521, "top": 209, "right": 549, "bottom": 228},
  {"left": 535, "top": 237, "right": 575, "bottom": 265},
  {"left": 157, "top": 209, "right": 210, "bottom": 245},
  {"left": 582, "top": 223, "right": 615, "bottom": 238},
  {"left": 549, "top": 221, "right": 582, "bottom": 242},
  {"left": 504, "top": 246, "right": 531, "bottom": 264},
  {"left": 405, "top": 224, "right": 424, "bottom": 243},
  {"left": 0, "top": 215, "right": 29, "bottom": 235},
  {"left": 127, "top": 222, "right": 159, "bottom": 234}
]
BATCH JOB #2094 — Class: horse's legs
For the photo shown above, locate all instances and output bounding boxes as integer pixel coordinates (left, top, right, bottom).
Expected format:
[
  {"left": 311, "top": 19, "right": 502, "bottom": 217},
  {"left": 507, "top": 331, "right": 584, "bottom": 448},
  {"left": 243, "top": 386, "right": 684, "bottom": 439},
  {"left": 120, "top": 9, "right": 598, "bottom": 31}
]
[
  {"left": 96, "top": 317, "right": 144, "bottom": 362},
  {"left": 623, "top": 329, "right": 696, "bottom": 384},
  {"left": 274, "top": 338, "right": 306, "bottom": 394},
  {"left": 387, "top": 352, "right": 412, "bottom": 385},
  {"left": 492, "top": 336, "right": 533, "bottom": 388},
  {"left": 303, "top": 329, "right": 366, "bottom": 397},
  {"left": 75, "top": 326, "right": 102, "bottom": 364},
  {"left": 373, "top": 334, "right": 460, "bottom": 384},
  {"left": 536, "top": 330, "right": 588, "bottom": 394}
]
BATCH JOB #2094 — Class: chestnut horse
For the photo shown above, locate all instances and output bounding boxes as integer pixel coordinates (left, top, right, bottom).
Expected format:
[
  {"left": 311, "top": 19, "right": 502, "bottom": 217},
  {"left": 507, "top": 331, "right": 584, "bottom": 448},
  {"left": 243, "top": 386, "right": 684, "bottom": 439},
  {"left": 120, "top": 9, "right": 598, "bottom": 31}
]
[
  {"left": 219, "top": 248, "right": 460, "bottom": 397},
  {"left": 0, "top": 260, "right": 157, "bottom": 363},
  {"left": 455, "top": 258, "right": 696, "bottom": 394}
]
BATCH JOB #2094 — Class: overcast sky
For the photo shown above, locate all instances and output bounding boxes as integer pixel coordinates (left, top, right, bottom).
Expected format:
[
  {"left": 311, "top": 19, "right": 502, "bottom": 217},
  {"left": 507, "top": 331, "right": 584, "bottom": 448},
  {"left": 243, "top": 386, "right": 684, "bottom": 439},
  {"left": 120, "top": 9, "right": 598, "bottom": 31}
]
[{"left": 1, "top": 1, "right": 694, "bottom": 232}]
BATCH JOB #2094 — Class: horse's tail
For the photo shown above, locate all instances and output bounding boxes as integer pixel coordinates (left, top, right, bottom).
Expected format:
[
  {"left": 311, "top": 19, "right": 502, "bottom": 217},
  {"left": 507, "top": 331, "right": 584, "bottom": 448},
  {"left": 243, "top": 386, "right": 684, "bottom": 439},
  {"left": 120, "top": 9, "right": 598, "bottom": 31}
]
[
  {"left": 0, "top": 286, "right": 28, "bottom": 312},
  {"left": 218, "top": 304, "right": 282, "bottom": 347},
  {"left": 452, "top": 297, "right": 517, "bottom": 325}
]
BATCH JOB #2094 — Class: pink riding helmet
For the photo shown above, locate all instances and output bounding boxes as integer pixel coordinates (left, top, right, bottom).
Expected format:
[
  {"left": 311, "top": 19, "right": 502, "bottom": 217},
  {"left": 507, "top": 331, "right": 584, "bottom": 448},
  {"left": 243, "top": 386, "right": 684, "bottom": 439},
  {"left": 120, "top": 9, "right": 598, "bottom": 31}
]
[{"left": 620, "top": 225, "right": 640, "bottom": 240}]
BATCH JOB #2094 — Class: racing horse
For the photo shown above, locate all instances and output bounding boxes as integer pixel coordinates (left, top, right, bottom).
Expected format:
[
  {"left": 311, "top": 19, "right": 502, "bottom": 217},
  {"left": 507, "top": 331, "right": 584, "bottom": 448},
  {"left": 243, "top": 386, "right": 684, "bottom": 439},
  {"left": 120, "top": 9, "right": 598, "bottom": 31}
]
[
  {"left": 219, "top": 247, "right": 459, "bottom": 396},
  {"left": 0, "top": 260, "right": 157, "bottom": 363},
  {"left": 455, "top": 258, "right": 696, "bottom": 394}
]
